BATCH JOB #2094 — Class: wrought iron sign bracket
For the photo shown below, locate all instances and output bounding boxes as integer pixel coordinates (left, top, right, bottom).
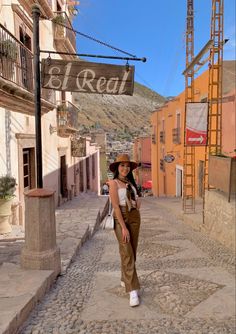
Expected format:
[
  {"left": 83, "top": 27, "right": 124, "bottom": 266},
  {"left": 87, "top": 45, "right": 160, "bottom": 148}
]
[{"left": 40, "top": 49, "right": 147, "bottom": 63}]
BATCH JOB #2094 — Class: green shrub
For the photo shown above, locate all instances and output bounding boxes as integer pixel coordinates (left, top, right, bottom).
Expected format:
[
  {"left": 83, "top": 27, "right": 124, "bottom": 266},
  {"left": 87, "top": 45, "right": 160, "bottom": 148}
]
[
  {"left": 52, "top": 14, "right": 66, "bottom": 25},
  {"left": 0, "top": 39, "right": 18, "bottom": 61},
  {"left": 0, "top": 175, "right": 16, "bottom": 199}
]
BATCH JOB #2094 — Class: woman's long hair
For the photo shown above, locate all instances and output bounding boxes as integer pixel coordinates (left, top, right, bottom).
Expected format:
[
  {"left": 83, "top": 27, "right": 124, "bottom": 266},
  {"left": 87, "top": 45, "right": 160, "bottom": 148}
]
[{"left": 113, "top": 164, "right": 141, "bottom": 197}]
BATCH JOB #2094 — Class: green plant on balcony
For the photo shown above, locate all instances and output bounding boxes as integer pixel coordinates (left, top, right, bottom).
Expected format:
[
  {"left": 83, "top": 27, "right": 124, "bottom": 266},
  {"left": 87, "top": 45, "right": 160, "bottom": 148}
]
[
  {"left": 0, "top": 175, "right": 16, "bottom": 234},
  {"left": 52, "top": 14, "right": 66, "bottom": 38},
  {"left": 52, "top": 14, "right": 66, "bottom": 25},
  {"left": 57, "top": 104, "right": 67, "bottom": 112},
  {"left": 0, "top": 39, "right": 18, "bottom": 79},
  {"left": 0, "top": 39, "right": 18, "bottom": 61}
]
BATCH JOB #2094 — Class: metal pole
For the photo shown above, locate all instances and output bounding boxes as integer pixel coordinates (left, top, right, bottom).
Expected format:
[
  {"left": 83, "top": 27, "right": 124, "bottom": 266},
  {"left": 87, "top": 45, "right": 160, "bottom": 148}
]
[
  {"left": 32, "top": 4, "right": 43, "bottom": 188},
  {"left": 40, "top": 49, "right": 147, "bottom": 62}
]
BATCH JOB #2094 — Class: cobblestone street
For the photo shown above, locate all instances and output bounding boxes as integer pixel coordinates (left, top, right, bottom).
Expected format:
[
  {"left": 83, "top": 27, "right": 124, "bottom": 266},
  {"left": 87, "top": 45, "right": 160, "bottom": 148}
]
[{"left": 20, "top": 198, "right": 235, "bottom": 334}]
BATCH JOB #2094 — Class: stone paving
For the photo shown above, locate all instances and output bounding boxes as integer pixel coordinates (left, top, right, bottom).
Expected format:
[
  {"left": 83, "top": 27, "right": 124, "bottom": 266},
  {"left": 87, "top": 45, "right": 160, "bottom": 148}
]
[
  {"left": 0, "top": 193, "right": 108, "bottom": 334},
  {"left": 0, "top": 193, "right": 107, "bottom": 271},
  {"left": 19, "top": 197, "right": 235, "bottom": 334}
]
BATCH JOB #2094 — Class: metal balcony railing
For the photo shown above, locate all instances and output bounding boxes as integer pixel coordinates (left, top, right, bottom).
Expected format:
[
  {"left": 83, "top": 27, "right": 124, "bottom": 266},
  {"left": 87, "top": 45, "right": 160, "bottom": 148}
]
[
  {"left": 172, "top": 127, "right": 181, "bottom": 144},
  {"left": 53, "top": 11, "right": 76, "bottom": 51},
  {"left": 57, "top": 101, "right": 79, "bottom": 130},
  {"left": 0, "top": 24, "right": 33, "bottom": 92},
  {"left": 160, "top": 131, "right": 165, "bottom": 143},
  {"left": 0, "top": 24, "right": 55, "bottom": 105}
]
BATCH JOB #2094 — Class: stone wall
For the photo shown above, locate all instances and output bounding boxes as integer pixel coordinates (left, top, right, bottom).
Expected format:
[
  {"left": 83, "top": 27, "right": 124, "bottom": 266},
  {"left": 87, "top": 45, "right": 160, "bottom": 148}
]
[{"left": 204, "top": 190, "right": 235, "bottom": 251}]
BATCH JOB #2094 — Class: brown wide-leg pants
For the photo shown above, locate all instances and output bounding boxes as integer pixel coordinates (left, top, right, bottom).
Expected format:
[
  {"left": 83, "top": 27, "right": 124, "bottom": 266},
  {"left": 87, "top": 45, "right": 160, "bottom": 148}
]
[{"left": 114, "top": 206, "right": 140, "bottom": 293}]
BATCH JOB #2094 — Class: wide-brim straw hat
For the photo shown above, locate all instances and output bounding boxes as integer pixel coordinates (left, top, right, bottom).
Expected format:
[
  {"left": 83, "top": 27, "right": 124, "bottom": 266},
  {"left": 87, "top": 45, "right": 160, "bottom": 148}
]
[{"left": 109, "top": 154, "right": 138, "bottom": 172}]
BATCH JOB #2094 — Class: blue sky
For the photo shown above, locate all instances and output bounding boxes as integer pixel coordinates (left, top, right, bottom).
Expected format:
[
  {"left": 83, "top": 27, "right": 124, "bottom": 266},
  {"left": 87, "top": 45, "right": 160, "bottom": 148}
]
[{"left": 73, "top": 1, "right": 235, "bottom": 97}]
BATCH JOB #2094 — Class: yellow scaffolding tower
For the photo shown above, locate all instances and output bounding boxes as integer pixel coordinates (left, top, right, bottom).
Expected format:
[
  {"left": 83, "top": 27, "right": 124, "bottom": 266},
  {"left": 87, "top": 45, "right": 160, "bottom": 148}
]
[
  {"left": 203, "top": 0, "right": 224, "bottom": 220},
  {"left": 183, "top": 0, "right": 195, "bottom": 213}
]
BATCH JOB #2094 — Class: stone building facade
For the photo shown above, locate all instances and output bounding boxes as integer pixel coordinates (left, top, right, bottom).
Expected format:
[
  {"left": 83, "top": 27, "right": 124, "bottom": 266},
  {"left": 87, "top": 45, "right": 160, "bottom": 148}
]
[{"left": 0, "top": 0, "right": 100, "bottom": 227}]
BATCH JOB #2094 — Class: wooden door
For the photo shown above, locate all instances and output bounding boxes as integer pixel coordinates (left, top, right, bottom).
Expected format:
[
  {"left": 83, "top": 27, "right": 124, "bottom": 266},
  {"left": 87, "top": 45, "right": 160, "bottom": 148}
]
[{"left": 60, "top": 155, "right": 67, "bottom": 198}]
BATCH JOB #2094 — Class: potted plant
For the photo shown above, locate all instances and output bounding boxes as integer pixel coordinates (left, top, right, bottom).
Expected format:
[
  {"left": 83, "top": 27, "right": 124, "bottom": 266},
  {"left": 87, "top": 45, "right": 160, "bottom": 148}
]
[
  {"left": 0, "top": 39, "right": 18, "bottom": 61},
  {"left": 0, "top": 175, "right": 16, "bottom": 234},
  {"left": 0, "top": 39, "right": 18, "bottom": 79},
  {"left": 52, "top": 14, "right": 66, "bottom": 38}
]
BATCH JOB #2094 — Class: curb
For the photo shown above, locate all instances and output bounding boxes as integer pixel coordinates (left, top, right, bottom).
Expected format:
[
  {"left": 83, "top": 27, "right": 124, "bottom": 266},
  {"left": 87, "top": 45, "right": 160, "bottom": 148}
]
[{"left": 1, "top": 198, "right": 107, "bottom": 334}]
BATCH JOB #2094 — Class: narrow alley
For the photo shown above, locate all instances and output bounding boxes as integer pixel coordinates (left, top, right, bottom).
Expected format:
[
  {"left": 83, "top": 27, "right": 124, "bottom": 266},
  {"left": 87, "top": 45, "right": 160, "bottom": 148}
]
[{"left": 20, "top": 198, "right": 235, "bottom": 334}]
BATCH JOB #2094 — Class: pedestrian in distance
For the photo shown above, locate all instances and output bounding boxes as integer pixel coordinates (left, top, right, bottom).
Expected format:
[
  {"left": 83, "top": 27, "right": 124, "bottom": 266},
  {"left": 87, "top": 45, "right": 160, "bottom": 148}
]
[
  {"left": 108, "top": 153, "right": 141, "bottom": 307},
  {"left": 102, "top": 182, "right": 109, "bottom": 195}
]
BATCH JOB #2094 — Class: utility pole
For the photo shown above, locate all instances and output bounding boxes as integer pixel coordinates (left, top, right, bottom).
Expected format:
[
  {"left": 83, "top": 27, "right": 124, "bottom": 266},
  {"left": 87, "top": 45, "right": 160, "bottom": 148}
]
[
  {"left": 203, "top": 0, "right": 224, "bottom": 222},
  {"left": 183, "top": 0, "right": 195, "bottom": 213},
  {"left": 32, "top": 4, "right": 43, "bottom": 188}
]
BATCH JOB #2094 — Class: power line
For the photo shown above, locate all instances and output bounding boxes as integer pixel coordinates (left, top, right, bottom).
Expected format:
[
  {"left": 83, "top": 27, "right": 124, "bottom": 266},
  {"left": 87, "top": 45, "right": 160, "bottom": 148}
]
[{"left": 49, "top": 19, "right": 137, "bottom": 58}]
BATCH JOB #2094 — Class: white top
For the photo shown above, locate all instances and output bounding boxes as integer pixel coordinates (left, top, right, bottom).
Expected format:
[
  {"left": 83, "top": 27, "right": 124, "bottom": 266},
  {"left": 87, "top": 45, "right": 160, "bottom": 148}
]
[
  {"left": 118, "top": 188, "right": 127, "bottom": 206},
  {"left": 114, "top": 179, "right": 137, "bottom": 206}
]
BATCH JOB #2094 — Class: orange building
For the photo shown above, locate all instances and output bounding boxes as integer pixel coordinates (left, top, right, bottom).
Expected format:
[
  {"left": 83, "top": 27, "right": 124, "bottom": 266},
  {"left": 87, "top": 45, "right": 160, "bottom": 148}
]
[
  {"left": 151, "top": 60, "right": 235, "bottom": 198},
  {"left": 133, "top": 136, "right": 152, "bottom": 189}
]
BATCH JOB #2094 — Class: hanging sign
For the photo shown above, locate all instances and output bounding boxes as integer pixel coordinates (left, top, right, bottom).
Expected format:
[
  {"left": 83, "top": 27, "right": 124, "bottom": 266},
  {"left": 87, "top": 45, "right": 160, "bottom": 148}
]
[
  {"left": 164, "top": 154, "right": 175, "bottom": 163},
  {"left": 71, "top": 137, "right": 86, "bottom": 157},
  {"left": 186, "top": 102, "right": 208, "bottom": 146},
  {"left": 41, "top": 59, "right": 134, "bottom": 95}
]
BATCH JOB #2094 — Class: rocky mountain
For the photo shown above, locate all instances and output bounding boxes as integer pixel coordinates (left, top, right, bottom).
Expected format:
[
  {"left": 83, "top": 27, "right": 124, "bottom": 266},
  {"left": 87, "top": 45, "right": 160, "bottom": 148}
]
[{"left": 72, "top": 82, "right": 166, "bottom": 140}]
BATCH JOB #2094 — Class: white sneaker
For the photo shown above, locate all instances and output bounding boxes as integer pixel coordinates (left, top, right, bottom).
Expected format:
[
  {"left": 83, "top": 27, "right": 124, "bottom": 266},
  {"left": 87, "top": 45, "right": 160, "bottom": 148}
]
[
  {"left": 120, "top": 281, "right": 125, "bottom": 288},
  {"left": 129, "top": 290, "right": 139, "bottom": 307}
]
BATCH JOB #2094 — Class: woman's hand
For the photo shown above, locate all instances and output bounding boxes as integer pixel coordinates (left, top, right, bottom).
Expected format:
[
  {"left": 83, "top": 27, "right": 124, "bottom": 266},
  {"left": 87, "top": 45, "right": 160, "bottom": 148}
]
[{"left": 122, "top": 227, "right": 130, "bottom": 243}]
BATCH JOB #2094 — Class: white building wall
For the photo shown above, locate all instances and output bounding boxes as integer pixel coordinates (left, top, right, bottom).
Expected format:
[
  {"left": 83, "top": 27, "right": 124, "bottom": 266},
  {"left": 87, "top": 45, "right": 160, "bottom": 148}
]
[{"left": 0, "top": 1, "right": 101, "bottom": 226}]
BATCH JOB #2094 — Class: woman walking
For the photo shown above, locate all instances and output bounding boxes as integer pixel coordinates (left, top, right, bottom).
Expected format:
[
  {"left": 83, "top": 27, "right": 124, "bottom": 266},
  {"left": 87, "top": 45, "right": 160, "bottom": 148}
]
[{"left": 109, "top": 154, "right": 141, "bottom": 307}]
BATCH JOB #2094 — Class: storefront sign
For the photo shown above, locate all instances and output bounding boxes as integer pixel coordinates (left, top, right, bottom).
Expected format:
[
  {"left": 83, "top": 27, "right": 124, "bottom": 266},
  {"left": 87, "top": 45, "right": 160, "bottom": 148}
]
[
  {"left": 71, "top": 137, "right": 86, "bottom": 157},
  {"left": 41, "top": 59, "right": 134, "bottom": 95},
  {"left": 186, "top": 102, "right": 208, "bottom": 146},
  {"left": 164, "top": 154, "right": 175, "bottom": 163}
]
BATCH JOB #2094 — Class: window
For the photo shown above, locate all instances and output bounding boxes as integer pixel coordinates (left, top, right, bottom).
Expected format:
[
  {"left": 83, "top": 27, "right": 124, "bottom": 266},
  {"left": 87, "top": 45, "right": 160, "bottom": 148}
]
[
  {"left": 152, "top": 126, "right": 156, "bottom": 144},
  {"left": 176, "top": 113, "right": 180, "bottom": 130},
  {"left": 162, "top": 119, "right": 165, "bottom": 131},
  {"left": 19, "top": 27, "right": 32, "bottom": 90},
  {"left": 23, "top": 149, "right": 30, "bottom": 189},
  {"left": 23, "top": 148, "right": 35, "bottom": 190}
]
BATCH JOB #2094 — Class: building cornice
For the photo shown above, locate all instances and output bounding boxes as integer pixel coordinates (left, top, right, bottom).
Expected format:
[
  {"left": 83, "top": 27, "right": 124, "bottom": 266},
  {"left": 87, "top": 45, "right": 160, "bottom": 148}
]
[
  {"left": 12, "top": 4, "right": 33, "bottom": 31},
  {"left": 15, "top": 134, "right": 35, "bottom": 139}
]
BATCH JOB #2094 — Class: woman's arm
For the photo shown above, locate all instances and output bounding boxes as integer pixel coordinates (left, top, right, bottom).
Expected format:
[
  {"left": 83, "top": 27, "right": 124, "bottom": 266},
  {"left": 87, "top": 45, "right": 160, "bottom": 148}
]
[
  {"left": 136, "top": 197, "right": 141, "bottom": 210},
  {"left": 109, "top": 180, "right": 130, "bottom": 243}
]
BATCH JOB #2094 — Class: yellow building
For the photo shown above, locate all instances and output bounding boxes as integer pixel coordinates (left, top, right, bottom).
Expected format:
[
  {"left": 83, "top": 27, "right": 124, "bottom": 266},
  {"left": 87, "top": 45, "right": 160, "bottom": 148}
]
[{"left": 151, "top": 61, "right": 235, "bottom": 198}]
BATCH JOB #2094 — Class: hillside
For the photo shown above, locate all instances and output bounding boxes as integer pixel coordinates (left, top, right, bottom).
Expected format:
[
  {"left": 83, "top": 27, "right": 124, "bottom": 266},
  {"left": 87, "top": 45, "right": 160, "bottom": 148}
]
[{"left": 72, "top": 82, "right": 165, "bottom": 139}]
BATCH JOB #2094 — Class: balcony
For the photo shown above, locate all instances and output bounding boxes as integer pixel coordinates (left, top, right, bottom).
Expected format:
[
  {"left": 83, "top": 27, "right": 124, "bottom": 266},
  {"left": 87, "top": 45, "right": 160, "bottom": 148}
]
[
  {"left": 172, "top": 127, "right": 181, "bottom": 144},
  {"left": 53, "top": 11, "right": 76, "bottom": 56},
  {"left": 0, "top": 24, "right": 55, "bottom": 114},
  {"left": 56, "top": 101, "right": 79, "bottom": 137},
  {"left": 18, "top": 0, "right": 53, "bottom": 18},
  {"left": 160, "top": 131, "right": 165, "bottom": 143}
]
